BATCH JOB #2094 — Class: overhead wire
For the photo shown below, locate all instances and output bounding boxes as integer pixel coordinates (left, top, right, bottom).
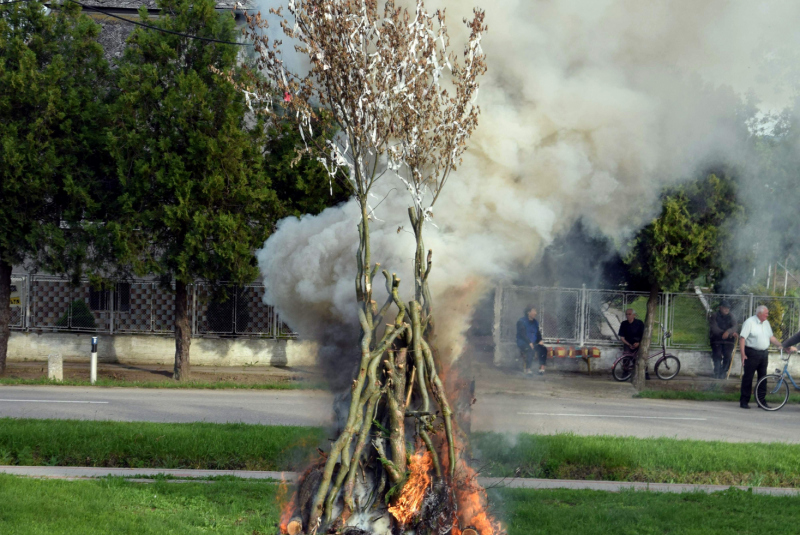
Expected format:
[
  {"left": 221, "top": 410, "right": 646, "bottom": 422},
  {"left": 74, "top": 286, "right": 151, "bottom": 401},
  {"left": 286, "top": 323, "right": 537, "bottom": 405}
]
[{"left": 1, "top": 0, "right": 252, "bottom": 46}]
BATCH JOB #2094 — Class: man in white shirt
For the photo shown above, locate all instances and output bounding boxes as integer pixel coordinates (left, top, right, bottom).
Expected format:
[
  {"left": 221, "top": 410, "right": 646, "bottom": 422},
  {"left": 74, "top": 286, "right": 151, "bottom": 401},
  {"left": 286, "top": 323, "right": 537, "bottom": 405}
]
[{"left": 739, "top": 305, "right": 783, "bottom": 409}]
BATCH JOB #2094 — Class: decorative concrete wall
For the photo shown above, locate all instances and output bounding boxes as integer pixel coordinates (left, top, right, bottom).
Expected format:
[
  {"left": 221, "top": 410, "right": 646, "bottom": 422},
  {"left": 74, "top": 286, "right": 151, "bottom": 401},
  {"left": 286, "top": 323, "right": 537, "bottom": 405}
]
[
  {"left": 494, "top": 341, "right": 800, "bottom": 378},
  {"left": 8, "top": 332, "right": 319, "bottom": 368}
]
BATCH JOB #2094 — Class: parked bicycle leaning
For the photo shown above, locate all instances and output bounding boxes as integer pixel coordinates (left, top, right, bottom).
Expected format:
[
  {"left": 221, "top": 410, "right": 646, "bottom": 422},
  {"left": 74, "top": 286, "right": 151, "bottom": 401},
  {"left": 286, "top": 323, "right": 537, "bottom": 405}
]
[{"left": 754, "top": 347, "right": 799, "bottom": 411}]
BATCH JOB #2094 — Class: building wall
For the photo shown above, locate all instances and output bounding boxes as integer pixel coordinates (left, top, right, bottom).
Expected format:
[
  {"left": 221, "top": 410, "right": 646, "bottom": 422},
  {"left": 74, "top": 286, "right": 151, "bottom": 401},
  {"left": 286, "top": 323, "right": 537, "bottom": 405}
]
[{"left": 8, "top": 332, "right": 318, "bottom": 368}]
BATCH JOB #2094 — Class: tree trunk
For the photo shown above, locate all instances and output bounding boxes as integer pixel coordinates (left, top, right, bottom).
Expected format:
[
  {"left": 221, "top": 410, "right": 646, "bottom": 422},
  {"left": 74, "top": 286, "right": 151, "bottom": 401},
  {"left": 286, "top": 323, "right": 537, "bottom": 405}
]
[
  {"left": 173, "top": 280, "right": 191, "bottom": 381},
  {"left": 0, "top": 257, "right": 11, "bottom": 376},
  {"left": 633, "top": 282, "right": 659, "bottom": 391}
]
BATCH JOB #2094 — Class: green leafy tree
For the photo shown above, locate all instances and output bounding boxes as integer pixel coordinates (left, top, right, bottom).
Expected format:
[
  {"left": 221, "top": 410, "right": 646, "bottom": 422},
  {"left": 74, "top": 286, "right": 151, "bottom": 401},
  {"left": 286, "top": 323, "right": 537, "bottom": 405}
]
[
  {"left": 625, "top": 173, "right": 742, "bottom": 389},
  {"left": 107, "top": 0, "right": 275, "bottom": 380},
  {"left": 0, "top": 0, "right": 109, "bottom": 374},
  {"left": 264, "top": 117, "right": 350, "bottom": 219}
]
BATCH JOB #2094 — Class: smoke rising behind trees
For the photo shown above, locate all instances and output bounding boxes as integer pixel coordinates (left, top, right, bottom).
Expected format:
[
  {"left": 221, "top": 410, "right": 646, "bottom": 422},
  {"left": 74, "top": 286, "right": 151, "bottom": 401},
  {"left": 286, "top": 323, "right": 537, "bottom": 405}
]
[{"left": 256, "top": 0, "right": 800, "bottom": 361}]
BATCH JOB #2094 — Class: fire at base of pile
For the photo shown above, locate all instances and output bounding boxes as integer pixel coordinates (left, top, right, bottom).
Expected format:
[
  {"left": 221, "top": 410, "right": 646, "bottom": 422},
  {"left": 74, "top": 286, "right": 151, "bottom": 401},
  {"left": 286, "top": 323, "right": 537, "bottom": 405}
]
[{"left": 280, "top": 440, "right": 499, "bottom": 535}]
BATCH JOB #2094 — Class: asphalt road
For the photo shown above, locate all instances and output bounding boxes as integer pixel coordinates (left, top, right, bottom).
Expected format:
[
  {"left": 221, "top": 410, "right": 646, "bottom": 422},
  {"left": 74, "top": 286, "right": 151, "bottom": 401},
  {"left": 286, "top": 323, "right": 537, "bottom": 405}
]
[
  {"left": 2, "top": 385, "right": 799, "bottom": 442},
  {"left": 471, "top": 393, "right": 800, "bottom": 443},
  {"left": 0, "top": 387, "right": 333, "bottom": 427}
]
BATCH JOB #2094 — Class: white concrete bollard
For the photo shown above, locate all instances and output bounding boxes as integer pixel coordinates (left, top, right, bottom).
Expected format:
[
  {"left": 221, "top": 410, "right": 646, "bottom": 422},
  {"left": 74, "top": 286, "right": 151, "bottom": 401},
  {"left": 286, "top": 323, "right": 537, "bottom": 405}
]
[
  {"left": 90, "top": 336, "right": 98, "bottom": 385},
  {"left": 48, "top": 353, "right": 63, "bottom": 382}
]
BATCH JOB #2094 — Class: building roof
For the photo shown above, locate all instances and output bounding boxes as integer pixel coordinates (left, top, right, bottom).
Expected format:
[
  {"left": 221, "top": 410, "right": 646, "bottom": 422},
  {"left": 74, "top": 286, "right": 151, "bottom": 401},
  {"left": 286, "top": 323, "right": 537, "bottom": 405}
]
[
  {"left": 77, "top": 0, "right": 256, "bottom": 11},
  {"left": 68, "top": 0, "right": 257, "bottom": 66}
]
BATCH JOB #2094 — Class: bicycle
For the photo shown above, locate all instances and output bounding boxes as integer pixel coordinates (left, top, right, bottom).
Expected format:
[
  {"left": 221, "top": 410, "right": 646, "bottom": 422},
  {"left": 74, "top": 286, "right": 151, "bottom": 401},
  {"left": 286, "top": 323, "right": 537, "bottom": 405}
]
[
  {"left": 612, "top": 323, "right": 681, "bottom": 381},
  {"left": 755, "top": 349, "right": 798, "bottom": 411}
]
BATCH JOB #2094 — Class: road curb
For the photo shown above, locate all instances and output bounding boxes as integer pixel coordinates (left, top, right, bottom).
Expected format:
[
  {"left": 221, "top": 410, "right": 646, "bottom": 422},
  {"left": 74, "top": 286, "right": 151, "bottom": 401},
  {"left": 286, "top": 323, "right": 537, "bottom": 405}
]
[{"left": 2, "top": 467, "right": 798, "bottom": 496}]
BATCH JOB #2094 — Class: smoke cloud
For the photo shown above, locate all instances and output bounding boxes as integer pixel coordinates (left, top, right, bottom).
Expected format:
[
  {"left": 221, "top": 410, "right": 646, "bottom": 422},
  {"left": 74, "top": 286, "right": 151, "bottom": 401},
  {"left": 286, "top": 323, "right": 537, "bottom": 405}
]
[{"left": 257, "top": 0, "right": 800, "bottom": 364}]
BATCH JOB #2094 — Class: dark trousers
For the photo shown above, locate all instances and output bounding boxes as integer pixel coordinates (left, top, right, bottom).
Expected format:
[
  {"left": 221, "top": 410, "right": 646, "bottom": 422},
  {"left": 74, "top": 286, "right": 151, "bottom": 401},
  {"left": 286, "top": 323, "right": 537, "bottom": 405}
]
[
  {"left": 711, "top": 342, "right": 734, "bottom": 378},
  {"left": 520, "top": 345, "right": 547, "bottom": 369},
  {"left": 740, "top": 347, "right": 769, "bottom": 406}
]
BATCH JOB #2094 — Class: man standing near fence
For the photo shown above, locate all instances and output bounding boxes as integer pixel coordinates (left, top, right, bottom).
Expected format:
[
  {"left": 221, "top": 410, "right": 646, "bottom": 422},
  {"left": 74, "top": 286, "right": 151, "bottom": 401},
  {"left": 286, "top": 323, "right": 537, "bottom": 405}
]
[
  {"left": 619, "top": 308, "right": 648, "bottom": 379},
  {"left": 739, "top": 305, "right": 783, "bottom": 409},
  {"left": 709, "top": 300, "right": 738, "bottom": 379},
  {"left": 516, "top": 305, "right": 547, "bottom": 375}
]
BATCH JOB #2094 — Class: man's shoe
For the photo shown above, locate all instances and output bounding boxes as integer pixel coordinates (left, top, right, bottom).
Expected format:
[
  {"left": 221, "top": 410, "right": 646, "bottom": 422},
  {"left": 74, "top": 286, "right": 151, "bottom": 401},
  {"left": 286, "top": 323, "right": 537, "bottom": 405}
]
[
  {"left": 538, "top": 369, "right": 545, "bottom": 375},
  {"left": 740, "top": 403, "right": 750, "bottom": 409}
]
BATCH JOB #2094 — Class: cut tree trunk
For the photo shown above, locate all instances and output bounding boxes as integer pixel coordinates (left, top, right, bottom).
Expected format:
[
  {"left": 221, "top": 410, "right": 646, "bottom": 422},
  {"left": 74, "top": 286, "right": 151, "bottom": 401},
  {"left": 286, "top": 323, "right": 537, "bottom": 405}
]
[
  {"left": 633, "top": 282, "right": 659, "bottom": 391},
  {"left": 0, "top": 257, "right": 11, "bottom": 375},
  {"left": 173, "top": 280, "right": 191, "bottom": 381}
]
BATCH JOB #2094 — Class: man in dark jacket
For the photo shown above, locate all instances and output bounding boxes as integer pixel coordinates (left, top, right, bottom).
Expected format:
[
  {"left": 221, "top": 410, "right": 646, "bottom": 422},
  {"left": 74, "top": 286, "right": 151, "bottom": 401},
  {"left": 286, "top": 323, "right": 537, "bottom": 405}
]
[
  {"left": 781, "top": 331, "right": 800, "bottom": 352},
  {"left": 619, "top": 309, "right": 648, "bottom": 379},
  {"left": 618, "top": 309, "right": 645, "bottom": 355},
  {"left": 516, "top": 305, "right": 547, "bottom": 375},
  {"left": 709, "top": 300, "right": 739, "bottom": 379}
]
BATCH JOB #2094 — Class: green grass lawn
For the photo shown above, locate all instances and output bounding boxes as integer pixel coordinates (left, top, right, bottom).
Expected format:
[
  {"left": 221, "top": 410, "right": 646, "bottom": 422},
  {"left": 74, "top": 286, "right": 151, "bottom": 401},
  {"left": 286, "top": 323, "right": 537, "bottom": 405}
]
[
  {"left": 670, "top": 295, "right": 711, "bottom": 346},
  {"left": 0, "top": 419, "right": 325, "bottom": 471},
  {"left": 0, "top": 475, "right": 796, "bottom": 535},
  {"left": 0, "top": 475, "right": 282, "bottom": 534},
  {"left": 4, "top": 420, "right": 800, "bottom": 488},
  {"left": 470, "top": 433, "right": 800, "bottom": 487},
  {"left": 625, "top": 295, "right": 711, "bottom": 347},
  {"left": 492, "top": 487, "right": 800, "bottom": 535}
]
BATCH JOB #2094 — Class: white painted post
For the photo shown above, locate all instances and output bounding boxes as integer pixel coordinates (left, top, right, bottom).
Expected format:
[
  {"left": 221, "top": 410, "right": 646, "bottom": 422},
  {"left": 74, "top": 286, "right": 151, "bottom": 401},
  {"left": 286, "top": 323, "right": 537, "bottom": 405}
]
[
  {"left": 492, "top": 286, "right": 505, "bottom": 366},
  {"left": 24, "top": 275, "right": 31, "bottom": 331},
  {"left": 90, "top": 336, "right": 98, "bottom": 384},
  {"left": 109, "top": 285, "right": 115, "bottom": 335},
  {"left": 784, "top": 262, "right": 789, "bottom": 297},
  {"left": 579, "top": 284, "right": 586, "bottom": 347},
  {"left": 48, "top": 354, "right": 63, "bottom": 382}
]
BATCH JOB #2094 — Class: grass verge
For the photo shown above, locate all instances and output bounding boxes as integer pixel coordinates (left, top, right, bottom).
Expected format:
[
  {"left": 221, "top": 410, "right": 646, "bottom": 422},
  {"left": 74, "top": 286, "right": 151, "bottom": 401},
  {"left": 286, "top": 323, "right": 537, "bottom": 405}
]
[
  {"left": 0, "top": 377, "right": 324, "bottom": 389},
  {"left": 637, "top": 388, "right": 800, "bottom": 404},
  {"left": 471, "top": 432, "right": 800, "bottom": 487},
  {"left": 490, "top": 486, "right": 799, "bottom": 535},
  {"left": 4, "top": 420, "right": 800, "bottom": 487},
  {"left": 0, "top": 475, "right": 798, "bottom": 534},
  {"left": 0, "top": 419, "right": 324, "bottom": 471}
]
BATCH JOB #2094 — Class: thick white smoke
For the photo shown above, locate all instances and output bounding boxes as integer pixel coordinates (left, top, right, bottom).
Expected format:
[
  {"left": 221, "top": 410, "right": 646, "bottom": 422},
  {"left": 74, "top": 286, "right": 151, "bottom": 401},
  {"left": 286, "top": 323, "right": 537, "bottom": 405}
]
[{"left": 257, "top": 0, "right": 800, "bottom": 362}]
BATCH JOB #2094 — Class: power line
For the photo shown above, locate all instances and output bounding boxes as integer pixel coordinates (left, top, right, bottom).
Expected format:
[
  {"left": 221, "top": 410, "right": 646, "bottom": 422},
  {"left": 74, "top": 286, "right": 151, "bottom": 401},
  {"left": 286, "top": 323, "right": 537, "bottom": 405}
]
[{"left": 2, "top": 0, "right": 252, "bottom": 46}]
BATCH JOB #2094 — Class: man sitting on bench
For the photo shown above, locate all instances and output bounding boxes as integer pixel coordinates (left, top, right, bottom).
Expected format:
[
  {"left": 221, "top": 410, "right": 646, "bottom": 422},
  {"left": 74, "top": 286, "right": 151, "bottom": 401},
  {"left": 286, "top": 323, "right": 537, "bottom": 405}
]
[{"left": 516, "top": 305, "right": 547, "bottom": 376}]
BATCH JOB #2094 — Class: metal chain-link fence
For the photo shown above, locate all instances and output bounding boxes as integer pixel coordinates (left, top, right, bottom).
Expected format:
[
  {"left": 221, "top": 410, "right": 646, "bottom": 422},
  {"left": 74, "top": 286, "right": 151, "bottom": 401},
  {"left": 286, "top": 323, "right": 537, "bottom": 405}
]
[
  {"left": 584, "top": 290, "right": 665, "bottom": 346},
  {"left": 497, "top": 285, "right": 582, "bottom": 345},
  {"left": 666, "top": 293, "right": 750, "bottom": 349},
  {"left": 13, "top": 275, "right": 296, "bottom": 338},
  {"left": 14, "top": 274, "right": 800, "bottom": 348},
  {"left": 497, "top": 285, "right": 800, "bottom": 350},
  {"left": 9, "top": 275, "right": 26, "bottom": 330},
  {"left": 752, "top": 295, "right": 800, "bottom": 343}
]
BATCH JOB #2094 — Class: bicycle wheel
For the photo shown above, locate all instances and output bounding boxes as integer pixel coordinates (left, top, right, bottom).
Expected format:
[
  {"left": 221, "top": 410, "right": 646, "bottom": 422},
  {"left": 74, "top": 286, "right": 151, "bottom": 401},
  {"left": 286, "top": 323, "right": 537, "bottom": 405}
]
[
  {"left": 612, "top": 356, "right": 634, "bottom": 382},
  {"left": 755, "top": 374, "right": 789, "bottom": 411},
  {"left": 655, "top": 355, "right": 681, "bottom": 380}
]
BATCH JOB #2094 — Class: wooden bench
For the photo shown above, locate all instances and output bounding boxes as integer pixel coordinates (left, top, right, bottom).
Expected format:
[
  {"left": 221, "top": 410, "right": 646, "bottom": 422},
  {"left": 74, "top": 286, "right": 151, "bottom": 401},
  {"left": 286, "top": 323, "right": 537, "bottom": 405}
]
[{"left": 547, "top": 346, "right": 602, "bottom": 375}]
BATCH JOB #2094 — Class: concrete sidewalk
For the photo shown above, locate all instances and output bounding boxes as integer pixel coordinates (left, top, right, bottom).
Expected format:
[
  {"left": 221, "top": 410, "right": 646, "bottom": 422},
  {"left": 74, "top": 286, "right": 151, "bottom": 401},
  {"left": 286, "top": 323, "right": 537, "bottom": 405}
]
[{"left": 3, "top": 466, "right": 798, "bottom": 496}]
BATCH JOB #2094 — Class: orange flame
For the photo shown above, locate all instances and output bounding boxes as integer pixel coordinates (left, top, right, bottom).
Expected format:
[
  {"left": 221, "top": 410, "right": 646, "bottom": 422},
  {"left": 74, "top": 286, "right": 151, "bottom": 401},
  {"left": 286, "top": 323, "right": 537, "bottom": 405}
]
[
  {"left": 276, "top": 473, "right": 297, "bottom": 534},
  {"left": 388, "top": 450, "right": 433, "bottom": 525},
  {"left": 453, "top": 462, "right": 504, "bottom": 535}
]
